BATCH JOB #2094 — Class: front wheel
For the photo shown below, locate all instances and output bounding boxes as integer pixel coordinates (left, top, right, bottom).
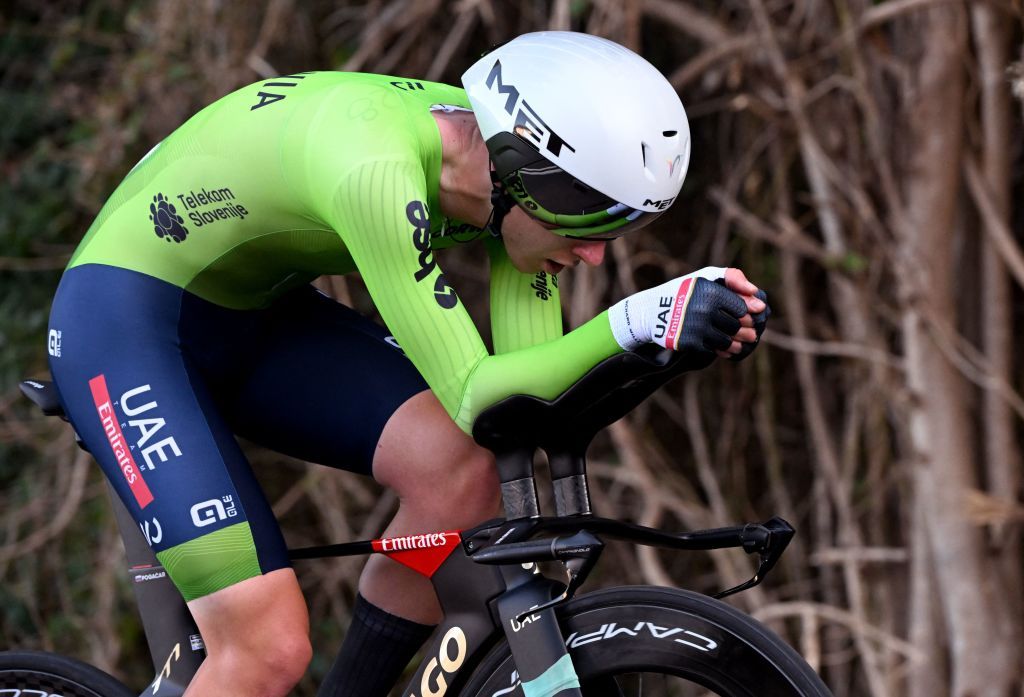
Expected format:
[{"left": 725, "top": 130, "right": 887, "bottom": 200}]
[
  {"left": 0, "top": 651, "right": 135, "bottom": 697},
  {"left": 459, "top": 586, "right": 831, "bottom": 697}
]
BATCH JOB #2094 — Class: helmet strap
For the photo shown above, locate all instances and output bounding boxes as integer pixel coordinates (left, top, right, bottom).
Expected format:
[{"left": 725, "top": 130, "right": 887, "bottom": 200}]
[{"left": 485, "top": 171, "right": 515, "bottom": 239}]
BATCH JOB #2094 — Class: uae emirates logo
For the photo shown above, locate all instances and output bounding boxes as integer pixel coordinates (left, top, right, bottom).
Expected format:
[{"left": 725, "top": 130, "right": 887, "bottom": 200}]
[{"left": 149, "top": 193, "right": 188, "bottom": 243}]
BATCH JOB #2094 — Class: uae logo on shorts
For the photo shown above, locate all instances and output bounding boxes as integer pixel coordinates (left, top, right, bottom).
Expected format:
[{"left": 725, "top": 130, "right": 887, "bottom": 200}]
[{"left": 149, "top": 193, "right": 189, "bottom": 243}]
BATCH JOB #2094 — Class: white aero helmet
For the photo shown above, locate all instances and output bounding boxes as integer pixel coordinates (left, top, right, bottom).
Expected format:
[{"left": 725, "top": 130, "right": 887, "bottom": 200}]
[{"left": 461, "top": 31, "right": 690, "bottom": 240}]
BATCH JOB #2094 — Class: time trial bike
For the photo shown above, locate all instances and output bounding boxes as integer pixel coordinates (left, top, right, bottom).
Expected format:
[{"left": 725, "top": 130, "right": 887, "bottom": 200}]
[{"left": 2, "top": 345, "right": 832, "bottom": 697}]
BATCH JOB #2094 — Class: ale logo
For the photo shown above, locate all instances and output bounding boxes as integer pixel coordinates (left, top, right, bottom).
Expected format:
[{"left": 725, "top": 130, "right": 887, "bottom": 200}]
[{"left": 149, "top": 193, "right": 189, "bottom": 243}]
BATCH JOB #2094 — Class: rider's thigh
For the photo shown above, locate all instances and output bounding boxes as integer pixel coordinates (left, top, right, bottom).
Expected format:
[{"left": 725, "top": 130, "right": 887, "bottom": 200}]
[
  {"left": 187, "top": 568, "right": 311, "bottom": 696},
  {"left": 214, "top": 286, "right": 430, "bottom": 476},
  {"left": 372, "top": 389, "right": 501, "bottom": 525},
  {"left": 48, "top": 265, "right": 292, "bottom": 602}
]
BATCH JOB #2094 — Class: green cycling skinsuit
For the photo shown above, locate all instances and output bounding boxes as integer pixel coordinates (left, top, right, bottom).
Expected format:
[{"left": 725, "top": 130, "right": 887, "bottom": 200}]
[{"left": 47, "top": 71, "right": 624, "bottom": 601}]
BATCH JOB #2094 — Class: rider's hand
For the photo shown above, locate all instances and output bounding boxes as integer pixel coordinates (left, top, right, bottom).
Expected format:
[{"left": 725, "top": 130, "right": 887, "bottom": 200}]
[
  {"left": 608, "top": 266, "right": 754, "bottom": 354},
  {"left": 720, "top": 268, "right": 769, "bottom": 361}
]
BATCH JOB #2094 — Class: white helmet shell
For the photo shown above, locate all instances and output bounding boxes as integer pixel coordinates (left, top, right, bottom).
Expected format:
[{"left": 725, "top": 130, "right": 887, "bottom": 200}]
[{"left": 461, "top": 31, "right": 690, "bottom": 214}]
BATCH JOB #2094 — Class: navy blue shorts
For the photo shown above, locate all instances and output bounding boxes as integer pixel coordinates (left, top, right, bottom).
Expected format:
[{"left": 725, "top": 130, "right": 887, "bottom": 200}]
[{"left": 47, "top": 264, "right": 428, "bottom": 600}]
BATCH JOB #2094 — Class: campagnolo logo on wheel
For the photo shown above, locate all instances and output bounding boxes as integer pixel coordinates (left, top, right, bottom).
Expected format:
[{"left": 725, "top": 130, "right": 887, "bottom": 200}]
[
  {"left": 148, "top": 186, "right": 249, "bottom": 242},
  {"left": 565, "top": 621, "right": 718, "bottom": 652}
]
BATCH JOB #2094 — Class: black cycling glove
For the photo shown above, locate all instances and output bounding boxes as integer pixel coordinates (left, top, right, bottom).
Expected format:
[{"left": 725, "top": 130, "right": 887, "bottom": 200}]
[{"left": 730, "top": 288, "right": 770, "bottom": 362}]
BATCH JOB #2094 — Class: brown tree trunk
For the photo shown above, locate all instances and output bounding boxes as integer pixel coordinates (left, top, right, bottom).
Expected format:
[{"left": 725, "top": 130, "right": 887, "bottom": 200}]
[
  {"left": 899, "top": 5, "right": 1019, "bottom": 695},
  {"left": 971, "top": 0, "right": 1024, "bottom": 643},
  {"left": 907, "top": 492, "right": 947, "bottom": 697}
]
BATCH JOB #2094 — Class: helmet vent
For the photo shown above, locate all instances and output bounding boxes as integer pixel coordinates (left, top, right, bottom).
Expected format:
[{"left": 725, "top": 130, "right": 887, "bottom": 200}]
[
  {"left": 640, "top": 141, "right": 650, "bottom": 167},
  {"left": 663, "top": 130, "right": 677, "bottom": 137}
]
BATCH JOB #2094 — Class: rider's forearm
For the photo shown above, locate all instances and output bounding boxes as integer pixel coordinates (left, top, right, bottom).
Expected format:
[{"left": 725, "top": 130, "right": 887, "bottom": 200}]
[
  {"left": 487, "top": 238, "right": 563, "bottom": 354},
  {"left": 454, "top": 311, "right": 622, "bottom": 432}
]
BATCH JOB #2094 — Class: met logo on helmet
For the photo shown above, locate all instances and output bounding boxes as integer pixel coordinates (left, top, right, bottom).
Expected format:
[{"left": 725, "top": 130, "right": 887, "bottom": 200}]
[
  {"left": 485, "top": 60, "right": 575, "bottom": 158},
  {"left": 643, "top": 196, "right": 675, "bottom": 210}
]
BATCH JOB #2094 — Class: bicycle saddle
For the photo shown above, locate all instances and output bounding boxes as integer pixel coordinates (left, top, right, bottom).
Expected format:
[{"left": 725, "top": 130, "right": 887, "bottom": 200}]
[{"left": 19, "top": 379, "right": 66, "bottom": 418}]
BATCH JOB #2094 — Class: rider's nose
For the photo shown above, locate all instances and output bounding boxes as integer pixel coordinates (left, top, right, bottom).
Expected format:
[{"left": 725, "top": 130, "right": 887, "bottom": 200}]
[{"left": 572, "top": 240, "right": 607, "bottom": 267}]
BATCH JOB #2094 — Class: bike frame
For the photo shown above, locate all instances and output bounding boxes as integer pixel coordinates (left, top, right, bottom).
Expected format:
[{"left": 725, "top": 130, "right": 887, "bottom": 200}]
[
  {"left": 23, "top": 345, "right": 796, "bottom": 697},
  {"left": 111, "top": 486, "right": 792, "bottom": 697},
  {"left": 109, "top": 490, "right": 562, "bottom": 697}
]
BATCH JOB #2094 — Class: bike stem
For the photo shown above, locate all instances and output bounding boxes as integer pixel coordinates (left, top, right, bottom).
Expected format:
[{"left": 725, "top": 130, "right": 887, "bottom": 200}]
[{"left": 474, "top": 345, "right": 716, "bottom": 521}]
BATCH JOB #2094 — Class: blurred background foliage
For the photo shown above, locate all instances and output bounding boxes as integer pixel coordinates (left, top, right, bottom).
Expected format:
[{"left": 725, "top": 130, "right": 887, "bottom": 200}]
[{"left": 3, "top": 1, "right": 1024, "bottom": 696}]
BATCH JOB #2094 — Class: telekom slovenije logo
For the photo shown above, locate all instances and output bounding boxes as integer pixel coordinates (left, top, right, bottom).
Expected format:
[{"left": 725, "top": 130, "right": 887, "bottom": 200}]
[{"left": 149, "top": 193, "right": 189, "bottom": 243}]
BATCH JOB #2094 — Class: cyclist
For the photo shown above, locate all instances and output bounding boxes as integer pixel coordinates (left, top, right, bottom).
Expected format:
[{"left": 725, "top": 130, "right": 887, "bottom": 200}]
[{"left": 46, "top": 31, "right": 768, "bottom": 697}]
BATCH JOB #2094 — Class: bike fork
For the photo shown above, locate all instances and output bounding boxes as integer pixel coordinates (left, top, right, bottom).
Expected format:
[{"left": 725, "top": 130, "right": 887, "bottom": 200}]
[{"left": 496, "top": 564, "right": 582, "bottom": 697}]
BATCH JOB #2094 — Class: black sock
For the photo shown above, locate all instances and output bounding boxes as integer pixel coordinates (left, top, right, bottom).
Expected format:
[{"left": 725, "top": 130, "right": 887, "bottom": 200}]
[{"left": 318, "top": 594, "right": 436, "bottom": 697}]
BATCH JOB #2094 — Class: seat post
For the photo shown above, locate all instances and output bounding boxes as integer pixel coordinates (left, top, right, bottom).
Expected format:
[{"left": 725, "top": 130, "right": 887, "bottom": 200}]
[{"left": 106, "top": 481, "right": 206, "bottom": 684}]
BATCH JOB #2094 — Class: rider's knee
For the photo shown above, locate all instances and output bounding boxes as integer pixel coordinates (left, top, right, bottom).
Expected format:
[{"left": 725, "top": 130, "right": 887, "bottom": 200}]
[
  {"left": 259, "top": 631, "right": 313, "bottom": 692},
  {"left": 375, "top": 391, "right": 501, "bottom": 523},
  {"left": 189, "top": 570, "right": 311, "bottom": 695},
  {"left": 448, "top": 439, "right": 502, "bottom": 520},
  {"left": 406, "top": 436, "right": 501, "bottom": 524},
  {"left": 215, "top": 629, "right": 312, "bottom": 696}
]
